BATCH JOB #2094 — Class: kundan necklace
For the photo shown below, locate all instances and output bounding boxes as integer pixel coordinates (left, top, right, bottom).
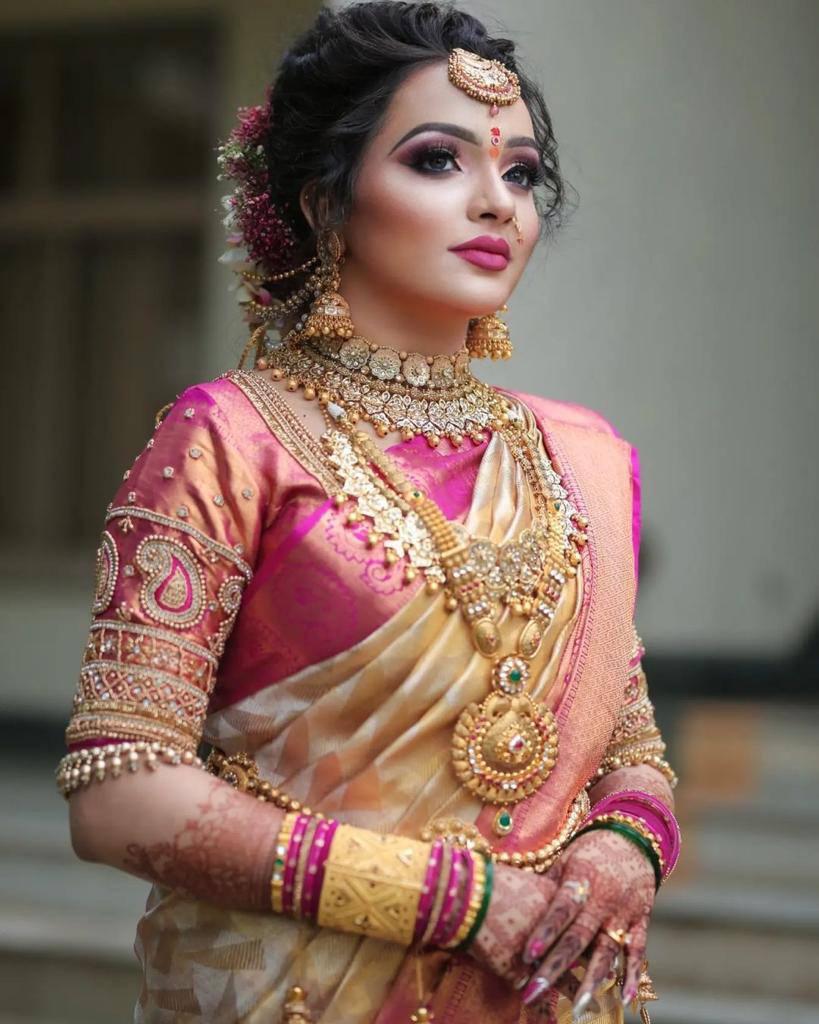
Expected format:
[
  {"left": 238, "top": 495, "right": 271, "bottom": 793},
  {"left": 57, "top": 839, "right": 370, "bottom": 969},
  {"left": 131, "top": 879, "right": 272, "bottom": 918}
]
[
  {"left": 266, "top": 333, "right": 510, "bottom": 447},
  {"left": 316, "top": 394, "right": 588, "bottom": 837}
]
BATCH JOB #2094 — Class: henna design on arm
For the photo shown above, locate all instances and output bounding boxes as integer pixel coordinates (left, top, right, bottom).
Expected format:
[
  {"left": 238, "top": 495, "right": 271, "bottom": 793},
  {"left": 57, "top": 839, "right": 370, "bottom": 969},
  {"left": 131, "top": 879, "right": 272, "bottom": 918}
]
[{"left": 121, "top": 775, "right": 282, "bottom": 910}]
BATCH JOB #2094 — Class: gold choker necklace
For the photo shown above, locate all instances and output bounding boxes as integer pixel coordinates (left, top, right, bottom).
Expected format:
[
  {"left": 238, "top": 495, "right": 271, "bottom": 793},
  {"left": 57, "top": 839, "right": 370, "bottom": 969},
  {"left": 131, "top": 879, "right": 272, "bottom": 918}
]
[{"left": 265, "top": 335, "right": 511, "bottom": 447}]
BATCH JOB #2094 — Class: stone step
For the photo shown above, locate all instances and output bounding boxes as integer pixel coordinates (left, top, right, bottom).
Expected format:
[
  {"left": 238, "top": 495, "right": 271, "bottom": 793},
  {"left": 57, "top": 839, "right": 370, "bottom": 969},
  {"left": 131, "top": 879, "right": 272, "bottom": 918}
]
[{"left": 642, "top": 989, "right": 819, "bottom": 1024}]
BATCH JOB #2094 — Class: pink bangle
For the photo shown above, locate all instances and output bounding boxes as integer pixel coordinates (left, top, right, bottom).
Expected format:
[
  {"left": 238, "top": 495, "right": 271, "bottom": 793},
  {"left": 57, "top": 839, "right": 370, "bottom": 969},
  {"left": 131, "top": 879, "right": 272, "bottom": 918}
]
[
  {"left": 413, "top": 839, "right": 444, "bottom": 944},
  {"left": 282, "top": 813, "right": 310, "bottom": 916},
  {"left": 438, "top": 848, "right": 474, "bottom": 949},
  {"left": 303, "top": 818, "right": 338, "bottom": 922},
  {"left": 588, "top": 790, "right": 681, "bottom": 877},
  {"left": 430, "top": 847, "right": 463, "bottom": 947}
]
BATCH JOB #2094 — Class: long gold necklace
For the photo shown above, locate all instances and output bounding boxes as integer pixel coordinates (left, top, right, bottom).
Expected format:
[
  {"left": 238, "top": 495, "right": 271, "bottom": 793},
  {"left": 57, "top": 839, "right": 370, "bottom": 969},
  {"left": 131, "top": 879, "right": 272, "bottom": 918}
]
[
  {"left": 267, "top": 334, "right": 510, "bottom": 447},
  {"left": 319, "top": 400, "right": 587, "bottom": 836}
]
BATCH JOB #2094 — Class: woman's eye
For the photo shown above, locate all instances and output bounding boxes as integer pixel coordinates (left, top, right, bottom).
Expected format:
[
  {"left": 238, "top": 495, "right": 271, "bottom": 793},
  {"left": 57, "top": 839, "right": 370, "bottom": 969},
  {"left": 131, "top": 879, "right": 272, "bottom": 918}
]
[
  {"left": 503, "top": 162, "right": 543, "bottom": 189},
  {"left": 412, "top": 146, "right": 460, "bottom": 174}
]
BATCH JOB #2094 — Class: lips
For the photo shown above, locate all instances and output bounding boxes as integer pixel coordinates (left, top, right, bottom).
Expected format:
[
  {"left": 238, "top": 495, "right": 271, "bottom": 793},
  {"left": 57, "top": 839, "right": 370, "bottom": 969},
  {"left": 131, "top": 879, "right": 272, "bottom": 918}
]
[{"left": 449, "top": 235, "right": 511, "bottom": 271}]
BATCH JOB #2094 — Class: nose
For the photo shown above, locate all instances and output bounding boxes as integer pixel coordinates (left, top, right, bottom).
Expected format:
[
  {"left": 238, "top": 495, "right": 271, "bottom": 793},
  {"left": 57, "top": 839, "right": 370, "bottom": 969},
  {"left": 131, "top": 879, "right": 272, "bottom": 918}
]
[{"left": 467, "top": 162, "right": 517, "bottom": 225}]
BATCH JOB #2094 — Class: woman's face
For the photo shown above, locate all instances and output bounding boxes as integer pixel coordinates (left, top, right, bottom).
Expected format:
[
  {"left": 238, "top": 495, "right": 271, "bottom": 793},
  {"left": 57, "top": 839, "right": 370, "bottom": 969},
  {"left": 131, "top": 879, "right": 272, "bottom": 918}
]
[{"left": 339, "top": 60, "right": 542, "bottom": 320}]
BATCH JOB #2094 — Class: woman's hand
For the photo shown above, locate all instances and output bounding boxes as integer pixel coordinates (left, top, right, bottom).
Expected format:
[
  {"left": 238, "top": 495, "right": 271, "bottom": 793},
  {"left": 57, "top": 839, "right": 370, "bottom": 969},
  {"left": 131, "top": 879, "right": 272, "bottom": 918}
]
[
  {"left": 519, "top": 830, "right": 656, "bottom": 1012},
  {"left": 469, "top": 862, "right": 558, "bottom": 985}
]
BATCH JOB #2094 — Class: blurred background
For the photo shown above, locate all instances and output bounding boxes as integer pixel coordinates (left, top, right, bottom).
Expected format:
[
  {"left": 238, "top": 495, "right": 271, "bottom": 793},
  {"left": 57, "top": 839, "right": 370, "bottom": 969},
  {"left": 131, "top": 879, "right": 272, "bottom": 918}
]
[{"left": 0, "top": 0, "right": 817, "bottom": 1021}]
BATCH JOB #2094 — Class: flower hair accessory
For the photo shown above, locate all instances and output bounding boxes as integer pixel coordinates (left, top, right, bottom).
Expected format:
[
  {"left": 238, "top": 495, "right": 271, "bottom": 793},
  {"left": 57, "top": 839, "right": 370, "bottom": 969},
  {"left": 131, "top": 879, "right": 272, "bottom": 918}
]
[{"left": 217, "top": 98, "right": 317, "bottom": 338}]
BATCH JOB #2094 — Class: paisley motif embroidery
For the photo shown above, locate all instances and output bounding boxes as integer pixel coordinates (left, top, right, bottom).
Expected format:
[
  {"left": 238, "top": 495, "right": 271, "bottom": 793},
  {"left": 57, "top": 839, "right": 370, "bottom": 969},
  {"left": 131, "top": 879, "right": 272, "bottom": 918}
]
[
  {"left": 92, "top": 531, "right": 119, "bottom": 614},
  {"left": 134, "top": 535, "right": 207, "bottom": 629},
  {"left": 207, "top": 575, "right": 246, "bottom": 655}
]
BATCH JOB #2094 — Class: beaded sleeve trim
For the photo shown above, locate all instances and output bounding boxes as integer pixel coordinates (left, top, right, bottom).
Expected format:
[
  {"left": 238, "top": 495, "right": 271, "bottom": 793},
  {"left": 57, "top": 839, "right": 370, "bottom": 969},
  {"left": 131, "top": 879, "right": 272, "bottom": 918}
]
[{"left": 65, "top": 620, "right": 219, "bottom": 752}]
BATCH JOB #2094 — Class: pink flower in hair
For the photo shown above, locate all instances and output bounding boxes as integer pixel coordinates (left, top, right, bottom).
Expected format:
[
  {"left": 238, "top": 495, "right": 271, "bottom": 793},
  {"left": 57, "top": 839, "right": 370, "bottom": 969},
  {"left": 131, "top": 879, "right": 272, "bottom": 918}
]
[{"left": 217, "top": 101, "right": 298, "bottom": 279}]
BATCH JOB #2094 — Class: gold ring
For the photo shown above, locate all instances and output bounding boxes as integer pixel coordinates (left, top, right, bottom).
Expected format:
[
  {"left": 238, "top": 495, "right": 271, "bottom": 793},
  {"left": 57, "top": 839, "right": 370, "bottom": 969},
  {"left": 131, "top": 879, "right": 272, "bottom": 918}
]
[{"left": 603, "top": 927, "right": 630, "bottom": 947}]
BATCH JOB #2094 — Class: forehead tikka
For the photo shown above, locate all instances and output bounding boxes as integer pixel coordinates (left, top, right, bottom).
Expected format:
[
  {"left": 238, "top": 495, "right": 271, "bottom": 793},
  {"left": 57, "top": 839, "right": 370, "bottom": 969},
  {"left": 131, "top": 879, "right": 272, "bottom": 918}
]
[{"left": 447, "top": 47, "right": 521, "bottom": 117}]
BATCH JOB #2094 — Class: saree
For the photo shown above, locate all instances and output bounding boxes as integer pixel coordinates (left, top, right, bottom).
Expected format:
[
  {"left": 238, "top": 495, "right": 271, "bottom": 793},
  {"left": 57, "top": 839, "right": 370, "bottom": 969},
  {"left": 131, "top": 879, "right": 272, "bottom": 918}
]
[{"left": 65, "top": 370, "right": 640, "bottom": 1023}]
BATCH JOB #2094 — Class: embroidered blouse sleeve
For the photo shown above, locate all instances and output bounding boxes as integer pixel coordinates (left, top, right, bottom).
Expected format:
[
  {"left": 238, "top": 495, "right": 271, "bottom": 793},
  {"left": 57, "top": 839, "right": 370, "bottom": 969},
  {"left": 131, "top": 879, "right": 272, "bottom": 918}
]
[{"left": 65, "top": 380, "right": 271, "bottom": 755}]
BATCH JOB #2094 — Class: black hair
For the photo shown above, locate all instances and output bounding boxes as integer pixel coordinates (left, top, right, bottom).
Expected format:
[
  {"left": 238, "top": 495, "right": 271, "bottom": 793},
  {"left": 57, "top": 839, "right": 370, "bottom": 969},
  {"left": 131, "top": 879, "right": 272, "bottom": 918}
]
[{"left": 264, "top": 1, "right": 569, "bottom": 252}]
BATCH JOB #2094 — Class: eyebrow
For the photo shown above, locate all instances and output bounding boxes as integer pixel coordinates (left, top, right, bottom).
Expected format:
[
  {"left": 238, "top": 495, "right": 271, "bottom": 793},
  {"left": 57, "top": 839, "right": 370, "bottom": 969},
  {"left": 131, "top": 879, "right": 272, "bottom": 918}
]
[{"left": 389, "top": 121, "right": 538, "bottom": 153}]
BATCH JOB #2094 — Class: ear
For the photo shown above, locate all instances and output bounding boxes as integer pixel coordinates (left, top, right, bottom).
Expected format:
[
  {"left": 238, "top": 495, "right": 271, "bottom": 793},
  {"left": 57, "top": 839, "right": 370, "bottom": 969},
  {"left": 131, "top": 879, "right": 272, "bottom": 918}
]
[{"left": 299, "top": 183, "right": 317, "bottom": 232}]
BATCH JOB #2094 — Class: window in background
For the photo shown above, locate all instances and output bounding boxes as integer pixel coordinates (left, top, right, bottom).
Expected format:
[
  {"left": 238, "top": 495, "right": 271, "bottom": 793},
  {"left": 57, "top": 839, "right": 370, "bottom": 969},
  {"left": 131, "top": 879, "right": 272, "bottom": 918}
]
[{"left": 0, "top": 21, "right": 218, "bottom": 571}]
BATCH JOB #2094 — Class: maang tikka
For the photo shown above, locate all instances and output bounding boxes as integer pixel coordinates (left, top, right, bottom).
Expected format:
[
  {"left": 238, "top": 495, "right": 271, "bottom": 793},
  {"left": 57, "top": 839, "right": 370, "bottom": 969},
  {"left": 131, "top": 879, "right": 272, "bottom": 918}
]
[{"left": 448, "top": 49, "right": 521, "bottom": 362}]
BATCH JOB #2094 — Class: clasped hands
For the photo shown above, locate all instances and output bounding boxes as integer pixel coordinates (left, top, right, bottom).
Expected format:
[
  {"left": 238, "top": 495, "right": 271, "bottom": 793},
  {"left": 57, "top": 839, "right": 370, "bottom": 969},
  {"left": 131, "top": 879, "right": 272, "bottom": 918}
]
[{"left": 471, "top": 829, "right": 655, "bottom": 1019}]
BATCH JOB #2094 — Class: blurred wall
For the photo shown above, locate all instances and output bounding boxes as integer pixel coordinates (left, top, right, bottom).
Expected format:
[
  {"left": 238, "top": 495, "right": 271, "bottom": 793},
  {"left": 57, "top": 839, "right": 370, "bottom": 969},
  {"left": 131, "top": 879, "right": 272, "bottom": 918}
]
[{"left": 419, "top": 0, "right": 819, "bottom": 658}]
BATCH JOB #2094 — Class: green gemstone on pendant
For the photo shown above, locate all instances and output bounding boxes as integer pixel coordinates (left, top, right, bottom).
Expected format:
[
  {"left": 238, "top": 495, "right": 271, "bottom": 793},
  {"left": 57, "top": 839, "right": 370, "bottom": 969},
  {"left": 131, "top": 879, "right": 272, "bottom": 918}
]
[
  {"left": 509, "top": 669, "right": 522, "bottom": 682},
  {"left": 493, "top": 808, "right": 514, "bottom": 836}
]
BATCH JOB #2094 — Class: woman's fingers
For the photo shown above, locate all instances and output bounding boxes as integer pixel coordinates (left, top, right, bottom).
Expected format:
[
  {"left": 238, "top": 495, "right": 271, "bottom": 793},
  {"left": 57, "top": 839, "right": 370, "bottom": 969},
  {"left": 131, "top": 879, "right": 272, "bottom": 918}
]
[
  {"left": 571, "top": 931, "right": 621, "bottom": 1017},
  {"left": 523, "top": 878, "right": 591, "bottom": 964},
  {"left": 521, "top": 912, "right": 600, "bottom": 1006},
  {"left": 622, "top": 915, "right": 649, "bottom": 1004}
]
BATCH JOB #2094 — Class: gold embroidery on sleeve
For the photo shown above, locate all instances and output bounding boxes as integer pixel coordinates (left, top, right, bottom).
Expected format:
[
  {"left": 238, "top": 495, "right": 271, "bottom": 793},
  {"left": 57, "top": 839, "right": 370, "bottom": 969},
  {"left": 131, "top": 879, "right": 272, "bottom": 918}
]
[
  {"left": 134, "top": 535, "right": 207, "bottom": 629},
  {"left": 66, "top": 620, "right": 218, "bottom": 752},
  {"left": 92, "top": 531, "right": 119, "bottom": 614}
]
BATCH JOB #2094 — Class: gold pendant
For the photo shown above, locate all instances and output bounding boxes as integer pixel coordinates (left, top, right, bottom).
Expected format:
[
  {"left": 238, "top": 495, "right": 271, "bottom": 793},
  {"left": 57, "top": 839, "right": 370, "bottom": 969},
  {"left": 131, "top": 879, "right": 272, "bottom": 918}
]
[{"left": 451, "top": 688, "right": 558, "bottom": 805}]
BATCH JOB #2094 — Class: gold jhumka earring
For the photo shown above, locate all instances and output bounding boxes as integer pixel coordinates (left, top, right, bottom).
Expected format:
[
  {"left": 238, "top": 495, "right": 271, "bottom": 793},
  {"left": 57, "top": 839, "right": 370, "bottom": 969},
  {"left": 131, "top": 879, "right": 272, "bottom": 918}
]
[
  {"left": 301, "top": 229, "right": 355, "bottom": 340},
  {"left": 466, "top": 305, "right": 513, "bottom": 360}
]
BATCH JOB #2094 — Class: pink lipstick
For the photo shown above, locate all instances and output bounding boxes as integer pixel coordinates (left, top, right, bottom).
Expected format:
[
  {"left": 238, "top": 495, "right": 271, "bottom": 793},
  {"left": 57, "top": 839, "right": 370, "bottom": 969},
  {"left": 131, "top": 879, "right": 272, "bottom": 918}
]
[{"left": 449, "top": 234, "right": 511, "bottom": 271}]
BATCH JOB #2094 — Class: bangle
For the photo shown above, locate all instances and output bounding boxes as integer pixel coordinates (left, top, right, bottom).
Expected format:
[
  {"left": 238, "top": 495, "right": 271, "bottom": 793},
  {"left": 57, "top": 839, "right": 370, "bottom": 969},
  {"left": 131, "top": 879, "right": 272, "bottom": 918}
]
[
  {"left": 437, "top": 848, "right": 473, "bottom": 948},
  {"left": 585, "top": 812, "right": 666, "bottom": 877},
  {"left": 316, "top": 824, "right": 432, "bottom": 946},
  {"left": 456, "top": 856, "right": 493, "bottom": 952},
  {"left": 270, "top": 811, "right": 299, "bottom": 914},
  {"left": 414, "top": 839, "right": 444, "bottom": 944},
  {"left": 445, "top": 853, "right": 485, "bottom": 950},
  {"left": 586, "top": 790, "right": 681, "bottom": 878},
  {"left": 575, "top": 821, "right": 663, "bottom": 890},
  {"left": 282, "top": 814, "right": 311, "bottom": 915},
  {"left": 421, "top": 842, "right": 453, "bottom": 947},
  {"left": 300, "top": 818, "right": 336, "bottom": 922}
]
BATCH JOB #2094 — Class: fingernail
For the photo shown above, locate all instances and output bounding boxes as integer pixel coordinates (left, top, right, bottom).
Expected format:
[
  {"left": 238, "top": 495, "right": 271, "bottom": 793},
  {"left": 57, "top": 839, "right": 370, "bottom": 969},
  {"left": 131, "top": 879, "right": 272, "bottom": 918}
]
[
  {"left": 513, "top": 973, "right": 530, "bottom": 991},
  {"left": 572, "top": 993, "right": 592, "bottom": 1020},
  {"left": 521, "top": 976, "right": 550, "bottom": 1006},
  {"left": 523, "top": 938, "right": 547, "bottom": 965}
]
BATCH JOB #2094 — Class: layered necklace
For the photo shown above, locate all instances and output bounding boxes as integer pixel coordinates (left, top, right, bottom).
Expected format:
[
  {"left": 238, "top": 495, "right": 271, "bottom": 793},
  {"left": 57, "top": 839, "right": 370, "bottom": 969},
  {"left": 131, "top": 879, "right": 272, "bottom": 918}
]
[
  {"left": 267, "top": 333, "right": 510, "bottom": 447},
  {"left": 269, "top": 335, "right": 587, "bottom": 837}
]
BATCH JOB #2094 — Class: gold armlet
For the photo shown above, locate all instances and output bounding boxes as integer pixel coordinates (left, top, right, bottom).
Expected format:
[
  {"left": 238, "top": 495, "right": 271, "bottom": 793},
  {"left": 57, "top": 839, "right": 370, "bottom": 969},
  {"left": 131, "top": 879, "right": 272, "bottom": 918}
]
[{"left": 316, "top": 824, "right": 431, "bottom": 946}]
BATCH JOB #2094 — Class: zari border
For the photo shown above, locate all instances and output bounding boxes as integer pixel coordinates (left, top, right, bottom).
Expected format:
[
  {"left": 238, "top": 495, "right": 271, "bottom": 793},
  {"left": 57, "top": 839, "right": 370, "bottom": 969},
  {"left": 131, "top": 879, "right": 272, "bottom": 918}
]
[
  {"left": 105, "top": 507, "right": 253, "bottom": 581},
  {"left": 225, "top": 369, "right": 338, "bottom": 496}
]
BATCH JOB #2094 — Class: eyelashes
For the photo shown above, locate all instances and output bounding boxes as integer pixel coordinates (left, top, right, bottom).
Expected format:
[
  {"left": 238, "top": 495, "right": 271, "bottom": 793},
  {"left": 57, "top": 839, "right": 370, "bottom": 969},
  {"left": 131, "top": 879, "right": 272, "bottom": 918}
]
[{"left": 403, "top": 140, "right": 545, "bottom": 189}]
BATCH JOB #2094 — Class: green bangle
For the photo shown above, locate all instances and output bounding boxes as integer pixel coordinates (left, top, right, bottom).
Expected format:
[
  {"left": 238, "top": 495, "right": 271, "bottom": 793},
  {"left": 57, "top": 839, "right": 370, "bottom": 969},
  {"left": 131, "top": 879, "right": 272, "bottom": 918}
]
[
  {"left": 456, "top": 855, "right": 494, "bottom": 952},
  {"left": 574, "top": 821, "right": 663, "bottom": 890}
]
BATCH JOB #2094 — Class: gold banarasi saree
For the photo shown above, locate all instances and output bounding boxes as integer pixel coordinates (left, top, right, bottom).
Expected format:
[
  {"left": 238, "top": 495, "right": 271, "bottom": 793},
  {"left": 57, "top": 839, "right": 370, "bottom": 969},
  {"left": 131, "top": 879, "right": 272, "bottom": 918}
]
[{"left": 67, "top": 370, "right": 648, "bottom": 1023}]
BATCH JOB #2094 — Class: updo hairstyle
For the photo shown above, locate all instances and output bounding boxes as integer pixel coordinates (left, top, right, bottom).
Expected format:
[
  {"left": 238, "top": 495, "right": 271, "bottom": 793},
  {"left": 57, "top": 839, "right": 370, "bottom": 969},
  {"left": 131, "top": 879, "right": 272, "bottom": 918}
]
[{"left": 264, "top": 1, "right": 567, "bottom": 260}]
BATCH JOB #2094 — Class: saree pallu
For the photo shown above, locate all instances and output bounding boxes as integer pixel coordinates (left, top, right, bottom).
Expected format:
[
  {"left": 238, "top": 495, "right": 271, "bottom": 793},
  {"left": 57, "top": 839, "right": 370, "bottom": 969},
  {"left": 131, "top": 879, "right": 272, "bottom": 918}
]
[{"left": 133, "top": 379, "right": 637, "bottom": 1024}]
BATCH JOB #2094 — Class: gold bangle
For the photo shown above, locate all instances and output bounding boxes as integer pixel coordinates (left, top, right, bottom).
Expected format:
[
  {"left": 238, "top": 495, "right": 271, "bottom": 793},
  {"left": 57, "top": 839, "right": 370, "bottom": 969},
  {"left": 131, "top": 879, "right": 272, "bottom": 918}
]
[
  {"left": 591, "top": 812, "right": 666, "bottom": 875},
  {"left": 317, "top": 824, "right": 431, "bottom": 947},
  {"left": 270, "top": 811, "right": 299, "bottom": 914},
  {"left": 443, "top": 853, "right": 486, "bottom": 950}
]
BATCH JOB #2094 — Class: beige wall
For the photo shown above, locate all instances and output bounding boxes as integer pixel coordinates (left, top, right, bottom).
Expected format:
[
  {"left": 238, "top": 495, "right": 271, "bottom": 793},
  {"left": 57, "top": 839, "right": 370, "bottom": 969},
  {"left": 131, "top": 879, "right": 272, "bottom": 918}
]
[{"left": 338, "top": 0, "right": 819, "bottom": 656}]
